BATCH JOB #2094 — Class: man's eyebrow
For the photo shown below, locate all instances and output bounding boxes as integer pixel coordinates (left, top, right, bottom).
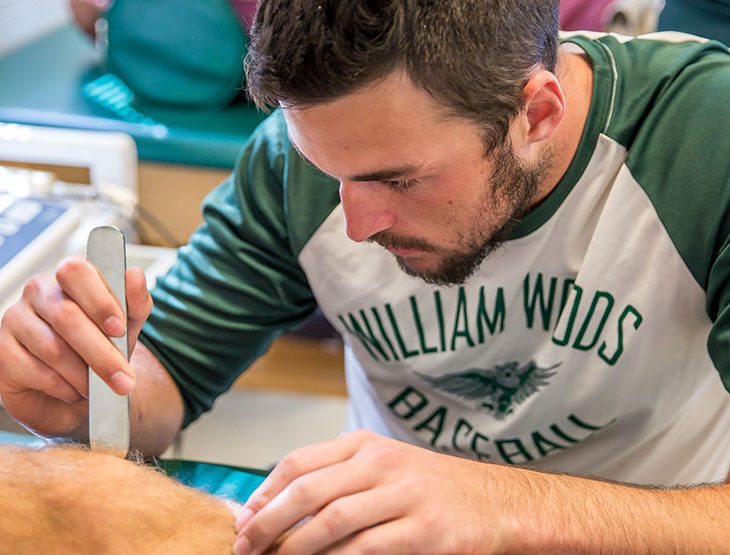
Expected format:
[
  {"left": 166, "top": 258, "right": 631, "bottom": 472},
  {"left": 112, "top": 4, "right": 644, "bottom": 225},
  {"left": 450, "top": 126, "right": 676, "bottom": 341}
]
[
  {"left": 349, "top": 166, "right": 419, "bottom": 182},
  {"left": 288, "top": 137, "right": 419, "bottom": 182}
]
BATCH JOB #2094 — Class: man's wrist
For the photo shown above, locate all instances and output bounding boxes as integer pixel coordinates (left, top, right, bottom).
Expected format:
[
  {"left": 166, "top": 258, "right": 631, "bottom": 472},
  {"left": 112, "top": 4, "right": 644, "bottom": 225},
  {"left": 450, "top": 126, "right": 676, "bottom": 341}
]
[{"left": 484, "top": 464, "right": 729, "bottom": 554}]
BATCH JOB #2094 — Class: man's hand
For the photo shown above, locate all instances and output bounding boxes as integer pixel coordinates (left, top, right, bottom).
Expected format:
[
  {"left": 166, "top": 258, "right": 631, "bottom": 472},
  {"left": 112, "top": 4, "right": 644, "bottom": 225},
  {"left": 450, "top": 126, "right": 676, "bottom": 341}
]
[
  {"left": 0, "top": 256, "right": 152, "bottom": 439},
  {"left": 233, "top": 430, "right": 504, "bottom": 555},
  {"left": 234, "top": 430, "right": 730, "bottom": 554}
]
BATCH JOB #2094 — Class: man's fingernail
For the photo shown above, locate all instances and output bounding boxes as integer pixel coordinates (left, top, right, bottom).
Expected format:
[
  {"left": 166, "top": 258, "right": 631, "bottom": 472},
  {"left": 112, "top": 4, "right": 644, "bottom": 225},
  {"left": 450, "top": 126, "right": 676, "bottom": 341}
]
[
  {"left": 233, "top": 535, "right": 252, "bottom": 555},
  {"left": 110, "top": 370, "right": 135, "bottom": 394},
  {"left": 103, "top": 315, "right": 125, "bottom": 336},
  {"left": 235, "top": 507, "right": 254, "bottom": 531}
]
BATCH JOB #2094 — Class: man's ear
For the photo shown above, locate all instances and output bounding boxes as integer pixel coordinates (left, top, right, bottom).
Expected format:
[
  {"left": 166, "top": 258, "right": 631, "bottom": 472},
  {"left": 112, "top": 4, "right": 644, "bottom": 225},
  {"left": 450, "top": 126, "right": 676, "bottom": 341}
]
[{"left": 522, "top": 70, "right": 566, "bottom": 145}]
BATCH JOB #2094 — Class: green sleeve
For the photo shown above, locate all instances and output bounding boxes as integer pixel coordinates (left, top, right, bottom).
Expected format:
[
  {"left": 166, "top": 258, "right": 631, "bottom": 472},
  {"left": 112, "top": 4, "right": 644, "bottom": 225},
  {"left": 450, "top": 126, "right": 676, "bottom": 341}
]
[
  {"left": 618, "top": 44, "right": 730, "bottom": 352},
  {"left": 604, "top": 38, "right": 730, "bottom": 389},
  {"left": 138, "top": 116, "right": 320, "bottom": 426}
]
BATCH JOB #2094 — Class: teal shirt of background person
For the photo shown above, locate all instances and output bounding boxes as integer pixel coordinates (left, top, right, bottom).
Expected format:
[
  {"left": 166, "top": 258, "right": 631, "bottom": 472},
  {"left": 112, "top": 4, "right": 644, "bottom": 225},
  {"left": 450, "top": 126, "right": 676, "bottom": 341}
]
[
  {"left": 105, "top": 0, "right": 253, "bottom": 110},
  {"left": 658, "top": 0, "right": 730, "bottom": 46}
]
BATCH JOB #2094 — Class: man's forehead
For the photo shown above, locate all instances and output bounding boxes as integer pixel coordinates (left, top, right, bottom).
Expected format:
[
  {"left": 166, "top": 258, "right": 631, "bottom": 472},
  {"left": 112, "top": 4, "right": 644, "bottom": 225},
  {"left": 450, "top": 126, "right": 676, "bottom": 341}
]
[
  {"left": 287, "top": 128, "right": 426, "bottom": 183},
  {"left": 283, "top": 106, "right": 432, "bottom": 178},
  {"left": 280, "top": 81, "right": 488, "bottom": 183}
]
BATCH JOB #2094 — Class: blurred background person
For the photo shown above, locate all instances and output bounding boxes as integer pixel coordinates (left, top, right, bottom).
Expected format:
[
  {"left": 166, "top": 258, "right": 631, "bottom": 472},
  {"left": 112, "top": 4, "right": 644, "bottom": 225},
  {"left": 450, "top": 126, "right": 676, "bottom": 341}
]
[{"left": 658, "top": 0, "right": 730, "bottom": 45}]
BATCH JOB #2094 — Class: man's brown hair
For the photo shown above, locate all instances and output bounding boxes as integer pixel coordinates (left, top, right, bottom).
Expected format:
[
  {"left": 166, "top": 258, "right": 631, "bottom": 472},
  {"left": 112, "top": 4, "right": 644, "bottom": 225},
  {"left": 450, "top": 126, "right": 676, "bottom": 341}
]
[{"left": 245, "top": 0, "right": 560, "bottom": 151}]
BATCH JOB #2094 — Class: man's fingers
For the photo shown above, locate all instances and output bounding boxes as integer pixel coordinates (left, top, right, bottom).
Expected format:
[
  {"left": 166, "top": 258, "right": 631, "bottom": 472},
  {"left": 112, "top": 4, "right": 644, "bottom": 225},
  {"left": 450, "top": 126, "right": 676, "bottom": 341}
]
[
  {"left": 61, "top": 263, "right": 151, "bottom": 357},
  {"left": 124, "top": 267, "right": 153, "bottom": 342},
  {"left": 243, "top": 430, "right": 371, "bottom": 514},
  {"left": 325, "top": 519, "right": 422, "bottom": 555},
  {"left": 13, "top": 351, "right": 84, "bottom": 403},
  {"left": 241, "top": 455, "right": 377, "bottom": 552},
  {"left": 58, "top": 259, "right": 152, "bottom": 341},
  {"left": 26, "top": 272, "right": 134, "bottom": 395},
  {"left": 0, "top": 334, "right": 83, "bottom": 403},
  {"left": 55, "top": 256, "right": 126, "bottom": 337},
  {"left": 5, "top": 303, "right": 89, "bottom": 398},
  {"left": 277, "top": 485, "right": 408, "bottom": 555},
  {"left": 1, "top": 390, "right": 88, "bottom": 438}
]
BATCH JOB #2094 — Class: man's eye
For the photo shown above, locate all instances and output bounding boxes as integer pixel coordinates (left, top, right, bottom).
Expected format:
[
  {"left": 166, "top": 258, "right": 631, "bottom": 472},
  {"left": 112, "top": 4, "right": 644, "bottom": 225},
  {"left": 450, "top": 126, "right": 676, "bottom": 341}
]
[{"left": 381, "top": 179, "right": 419, "bottom": 191}]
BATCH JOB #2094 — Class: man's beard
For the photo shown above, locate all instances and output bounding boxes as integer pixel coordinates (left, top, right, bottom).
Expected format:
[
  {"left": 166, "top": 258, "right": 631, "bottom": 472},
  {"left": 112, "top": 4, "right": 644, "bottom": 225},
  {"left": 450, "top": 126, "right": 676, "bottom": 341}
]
[{"left": 372, "top": 143, "right": 551, "bottom": 286}]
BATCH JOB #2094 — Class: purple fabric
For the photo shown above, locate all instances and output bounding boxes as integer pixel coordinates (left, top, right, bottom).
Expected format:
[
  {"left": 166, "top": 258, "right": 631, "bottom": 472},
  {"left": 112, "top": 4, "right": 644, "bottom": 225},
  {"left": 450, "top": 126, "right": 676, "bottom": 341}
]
[
  {"left": 232, "top": 2, "right": 618, "bottom": 41},
  {"left": 234, "top": 2, "right": 615, "bottom": 36},
  {"left": 230, "top": 0, "right": 258, "bottom": 34},
  {"left": 560, "top": 0, "right": 617, "bottom": 31}
]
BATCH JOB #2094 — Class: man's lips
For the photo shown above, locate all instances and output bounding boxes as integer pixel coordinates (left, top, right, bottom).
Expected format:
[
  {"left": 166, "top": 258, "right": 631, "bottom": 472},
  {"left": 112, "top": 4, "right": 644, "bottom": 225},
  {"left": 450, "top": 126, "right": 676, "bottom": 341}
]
[
  {"left": 370, "top": 233, "right": 435, "bottom": 257},
  {"left": 384, "top": 245, "right": 425, "bottom": 257}
]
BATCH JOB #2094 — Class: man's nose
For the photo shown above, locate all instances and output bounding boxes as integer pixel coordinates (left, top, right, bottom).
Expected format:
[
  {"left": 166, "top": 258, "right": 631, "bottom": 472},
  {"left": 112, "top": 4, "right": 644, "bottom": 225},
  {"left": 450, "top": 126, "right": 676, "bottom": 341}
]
[{"left": 339, "top": 181, "right": 396, "bottom": 243}]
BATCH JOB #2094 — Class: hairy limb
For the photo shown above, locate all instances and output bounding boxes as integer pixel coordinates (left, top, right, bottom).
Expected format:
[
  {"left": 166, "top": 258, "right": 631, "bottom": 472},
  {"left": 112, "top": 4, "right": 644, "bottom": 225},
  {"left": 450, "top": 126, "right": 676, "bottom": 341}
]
[{"left": 0, "top": 444, "right": 236, "bottom": 554}]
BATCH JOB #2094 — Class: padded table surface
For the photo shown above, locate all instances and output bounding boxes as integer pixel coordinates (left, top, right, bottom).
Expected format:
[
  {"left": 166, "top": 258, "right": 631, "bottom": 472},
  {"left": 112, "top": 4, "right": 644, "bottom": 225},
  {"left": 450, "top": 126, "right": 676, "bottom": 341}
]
[{"left": 0, "top": 25, "right": 265, "bottom": 168}]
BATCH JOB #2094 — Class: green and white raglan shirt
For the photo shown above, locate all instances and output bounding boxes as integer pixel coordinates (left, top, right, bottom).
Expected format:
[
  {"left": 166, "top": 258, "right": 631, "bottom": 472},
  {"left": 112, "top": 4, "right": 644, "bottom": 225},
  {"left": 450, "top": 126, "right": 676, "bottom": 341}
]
[{"left": 139, "top": 32, "right": 730, "bottom": 486}]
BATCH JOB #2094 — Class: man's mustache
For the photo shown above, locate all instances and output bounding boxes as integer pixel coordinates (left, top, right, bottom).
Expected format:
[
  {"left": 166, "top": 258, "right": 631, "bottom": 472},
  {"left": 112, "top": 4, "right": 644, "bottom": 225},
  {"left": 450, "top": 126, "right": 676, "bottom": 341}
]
[{"left": 368, "top": 231, "right": 438, "bottom": 253}]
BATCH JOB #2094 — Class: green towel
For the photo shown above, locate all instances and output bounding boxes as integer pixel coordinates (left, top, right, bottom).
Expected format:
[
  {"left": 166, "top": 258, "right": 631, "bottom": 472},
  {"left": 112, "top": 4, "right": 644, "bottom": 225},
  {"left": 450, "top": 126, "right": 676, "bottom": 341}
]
[{"left": 157, "top": 459, "right": 266, "bottom": 503}]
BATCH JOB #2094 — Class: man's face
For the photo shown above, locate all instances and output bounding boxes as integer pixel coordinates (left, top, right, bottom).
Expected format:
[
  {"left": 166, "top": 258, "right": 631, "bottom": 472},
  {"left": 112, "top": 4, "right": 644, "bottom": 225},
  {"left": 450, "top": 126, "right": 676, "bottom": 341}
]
[{"left": 284, "top": 72, "right": 551, "bottom": 286}]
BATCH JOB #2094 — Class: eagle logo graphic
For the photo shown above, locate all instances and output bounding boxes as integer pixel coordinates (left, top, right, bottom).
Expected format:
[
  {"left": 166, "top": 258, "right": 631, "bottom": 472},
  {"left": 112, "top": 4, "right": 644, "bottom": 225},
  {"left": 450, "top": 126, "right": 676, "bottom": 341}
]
[{"left": 418, "top": 360, "right": 561, "bottom": 420}]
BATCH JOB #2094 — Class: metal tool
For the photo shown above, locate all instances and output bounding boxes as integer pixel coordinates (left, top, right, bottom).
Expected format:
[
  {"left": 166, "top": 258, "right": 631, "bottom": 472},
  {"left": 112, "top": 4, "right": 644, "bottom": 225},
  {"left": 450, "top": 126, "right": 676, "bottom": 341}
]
[{"left": 87, "top": 225, "right": 130, "bottom": 457}]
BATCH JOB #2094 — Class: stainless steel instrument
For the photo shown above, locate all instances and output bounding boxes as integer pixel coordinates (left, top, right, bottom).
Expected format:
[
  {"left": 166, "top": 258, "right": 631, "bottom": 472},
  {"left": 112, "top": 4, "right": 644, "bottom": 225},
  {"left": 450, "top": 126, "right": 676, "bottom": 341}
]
[{"left": 87, "top": 225, "right": 130, "bottom": 457}]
